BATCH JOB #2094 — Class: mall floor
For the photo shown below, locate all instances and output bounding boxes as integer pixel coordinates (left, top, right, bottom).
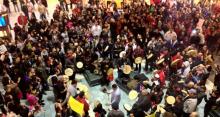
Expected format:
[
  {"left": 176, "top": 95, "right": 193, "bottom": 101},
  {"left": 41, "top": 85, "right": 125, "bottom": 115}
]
[{"left": 1, "top": 0, "right": 219, "bottom": 117}]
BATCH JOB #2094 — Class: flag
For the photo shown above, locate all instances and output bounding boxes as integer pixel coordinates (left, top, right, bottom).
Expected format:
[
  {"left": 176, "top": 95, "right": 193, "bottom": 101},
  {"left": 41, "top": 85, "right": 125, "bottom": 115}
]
[{"left": 68, "top": 96, "right": 84, "bottom": 116}]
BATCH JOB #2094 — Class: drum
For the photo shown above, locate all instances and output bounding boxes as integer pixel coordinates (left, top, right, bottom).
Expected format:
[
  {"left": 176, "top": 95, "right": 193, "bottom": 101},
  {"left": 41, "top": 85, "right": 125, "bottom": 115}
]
[
  {"left": 65, "top": 68, "right": 74, "bottom": 76},
  {"left": 119, "top": 51, "right": 126, "bottom": 58},
  {"left": 76, "top": 61, "right": 84, "bottom": 69},
  {"left": 98, "top": 58, "right": 103, "bottom": 63},
  {"left": 104, "top": 46, "right": 109, "bottom": 52},
  {"left": 156, "top": 58, "right": 165, "bottom": 65},
  {"left": 124, "top": 104, "right": 132, "bottom": 111},
  {"left": 123, "top": 65, "right": 132, "bottom": 74},
  {"left": 135, "top": 57, "right": 142, "bottom": 64},
  {"left": 128, "top": 90, "right": 138, "bottom": 100},
  {"left": 146, "top": 53, "right": 153, "bottom": 60},
  {"left": 171, "top": 59, "right": 181, "bottom": 67},
  {"left": 94, "top": 69, "right": 100, "bottom": 75},
  {"left": 166, "top": 96, "right": 176, "bottom": 105}
]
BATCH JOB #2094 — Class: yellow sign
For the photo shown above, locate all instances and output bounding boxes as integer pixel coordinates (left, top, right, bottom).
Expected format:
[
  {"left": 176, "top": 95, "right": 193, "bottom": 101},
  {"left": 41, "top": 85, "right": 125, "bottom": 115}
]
[{"left": 68, "top": 96, "right": 84, "bottom": 116}]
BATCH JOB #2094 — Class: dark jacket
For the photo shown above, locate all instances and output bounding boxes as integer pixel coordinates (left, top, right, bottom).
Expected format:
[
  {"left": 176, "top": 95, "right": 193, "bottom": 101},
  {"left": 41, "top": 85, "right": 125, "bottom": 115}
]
[{"left": 107, "top": 110, "right": 124, "bottom": 117}]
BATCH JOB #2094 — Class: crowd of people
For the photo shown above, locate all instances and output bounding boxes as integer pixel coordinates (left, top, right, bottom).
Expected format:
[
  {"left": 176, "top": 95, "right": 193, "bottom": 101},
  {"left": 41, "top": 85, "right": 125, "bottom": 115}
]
[{"left": 0, "top": 0, "right": 220, "bottom": 117}]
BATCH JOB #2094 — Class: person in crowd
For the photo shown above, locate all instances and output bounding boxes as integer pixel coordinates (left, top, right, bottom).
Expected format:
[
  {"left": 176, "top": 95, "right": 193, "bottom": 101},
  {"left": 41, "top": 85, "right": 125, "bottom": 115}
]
[
  {"left": 183, "top": 88, "right": 198, "bottom": 117},
  {"left": 111, "top": 84, "right": 121, "bottom": 108},
  {"left": 38, "top": 2, "right": 48, "bottom": 20},
  {"left": 76, "top": 91, "right": 90, "bottom": 117},
  {"left": 204, "top": 91, "right": 220, "bottom": 117},
  {"left": 131, "top": 89, "right": 151, "bottom": 117},
  {"left": 62, "top": 80, "right": 78, "bottom": 105},
  {"left": 107, "top": 103, "right": 124, "bottom": 117},
  {"left": 11, "top": 0, "right": 20, "bottom": 12},
  {"left": 3, "top": 0, "right": 10, "bottom": 13},
  {"left": 93, "top": 101, "right": 106, "bottom": 117}
]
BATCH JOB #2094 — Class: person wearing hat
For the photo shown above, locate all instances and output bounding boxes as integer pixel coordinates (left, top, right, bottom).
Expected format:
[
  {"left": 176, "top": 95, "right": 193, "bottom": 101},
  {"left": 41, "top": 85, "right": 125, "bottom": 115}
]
[
  {"left": 76, "top": 91, "right": 90, "bottom": 117},
  {"left": 100, "top": 59, "right": 113, "bottom": 86},
  {"left": 144, "top": 49, "right": 156, "bottom": 72},
  {"left": 107, "top": 103, "right": 124, "bottom": 117},
  {"left": 132, "top": 45, "right": 144, "bottom": 73},
  {"left": 170, "top": 52, "right": 183, "bottom": 74},
  {"left": 117, "top": 51, "right": 130, "bottom": 79},
  {"left": 131, "top": 89, "right": 151, "bottom": 117},
  {"left": 183, "top": 88, "right": 198, "bottom": 117},
  {"left": 93, "top": 101, "right": 106, "bottom": 117}
]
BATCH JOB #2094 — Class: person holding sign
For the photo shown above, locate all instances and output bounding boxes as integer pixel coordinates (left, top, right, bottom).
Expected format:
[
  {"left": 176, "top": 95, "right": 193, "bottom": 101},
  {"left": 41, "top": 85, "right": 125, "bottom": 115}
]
[{"left": 76, "top": 91, "right": 90, "bottom": 117}]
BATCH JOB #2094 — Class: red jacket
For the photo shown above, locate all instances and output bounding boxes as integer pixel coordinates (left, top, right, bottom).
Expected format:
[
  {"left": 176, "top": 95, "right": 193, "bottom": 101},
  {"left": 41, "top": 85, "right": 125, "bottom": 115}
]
[
  {"left": 17, "top": 15, "right": 28, "bottom": 25},
  {"left": 76, "top": 96, "right": 90, "bottom": 112},
  {"left": 158, "top": 70, "right": 165, "bottom": 86}
]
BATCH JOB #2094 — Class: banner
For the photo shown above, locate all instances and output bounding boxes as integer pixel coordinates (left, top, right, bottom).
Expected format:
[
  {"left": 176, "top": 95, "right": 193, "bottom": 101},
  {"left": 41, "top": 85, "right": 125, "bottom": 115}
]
[{"left": 68, "top": 96, "right": 84, "bottom": 116}]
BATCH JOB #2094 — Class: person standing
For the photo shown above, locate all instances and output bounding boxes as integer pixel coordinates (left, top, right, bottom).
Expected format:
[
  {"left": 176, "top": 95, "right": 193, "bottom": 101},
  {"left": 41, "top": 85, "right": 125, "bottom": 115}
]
[
  {"left": 183, "top": 89, "right": 198, "bottom": 117},
  {"left": 19, "top": 0, "right": 25, "bottom": 11},
  {"left": 131, "top": 89, "right": 151, "bottom": 117},
  {"left": 133, "top": 45, "right": 144, "bottom": 73},
  {"left": 38, "top": 2, "right": 48, "bottom": 20},
  {"left": 111, "top": 84, "right": 121, "bottom": 108},
  {"left": 21, "top": 2, "right": 29, "bottom": 20},
  {"left": 204, "top": 91, "right": 219, "bottom": 117},
  {"left": 76, "top": 92, "right": 90, "bottom": 117},
  {"left": 62, "top": 80, "right": 78, "bottom": 105},
  {"left": 11, "top": 0, "right": 20, "bottom": 12},
  {"left": 58, "top": 0, "right": 65, "bottom": 10},
  {"left": 3, "top": 0, "right": 10, "bottom": 13},
  {"left": 27, "top": 0, "right": 35, "bottom": 19},
  {"left": 91, "top": 21, "right": 102, "bottom": 37},
  {"left": 107, "top": 103, "right": 124, "bottom": 117}
]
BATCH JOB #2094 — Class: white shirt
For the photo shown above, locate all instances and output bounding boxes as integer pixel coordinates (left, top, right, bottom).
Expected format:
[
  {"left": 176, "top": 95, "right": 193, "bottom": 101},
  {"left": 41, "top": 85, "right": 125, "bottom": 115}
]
[
  {"left": 111, "top": 88, "right": 121, "bottom": 105},
  {"left": 183, "top": 98, "right": 198, "bottom": 113},
  {"left": 164, "top": 30, "right": 177, "bottom": 42},
  {"left": 91, "top": 25, "right": 102, "bottom": 37}
]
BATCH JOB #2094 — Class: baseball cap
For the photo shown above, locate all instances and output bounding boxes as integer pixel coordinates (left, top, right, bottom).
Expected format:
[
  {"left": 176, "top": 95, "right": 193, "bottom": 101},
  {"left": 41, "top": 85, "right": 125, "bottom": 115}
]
[{"left": 188, "top": 88, "right": 197, "bottom": 94}]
